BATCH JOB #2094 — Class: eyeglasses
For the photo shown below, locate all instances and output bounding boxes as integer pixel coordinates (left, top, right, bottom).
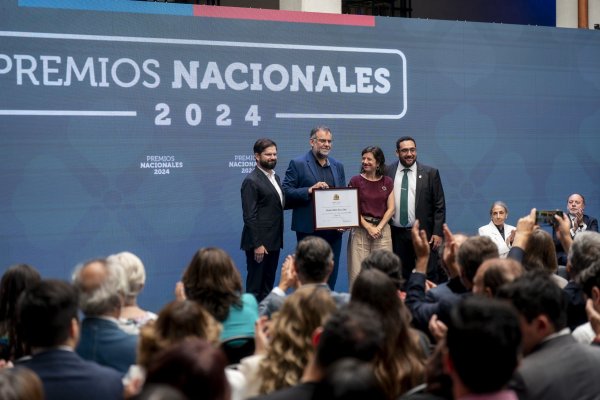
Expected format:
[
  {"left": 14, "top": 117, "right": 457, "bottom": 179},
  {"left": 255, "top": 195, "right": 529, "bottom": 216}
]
[
  {"left": 313, "top": 138, "right": 333, "bottom": 144},
  {"left": 398, "top": 147, "right": 416, "bottom": 154}
]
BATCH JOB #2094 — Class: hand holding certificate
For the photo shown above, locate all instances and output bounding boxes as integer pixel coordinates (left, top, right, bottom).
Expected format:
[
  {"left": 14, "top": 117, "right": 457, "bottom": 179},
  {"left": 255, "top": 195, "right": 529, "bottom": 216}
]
[{"left": 313, "top": 188, "right": 360, "bottom": 230}]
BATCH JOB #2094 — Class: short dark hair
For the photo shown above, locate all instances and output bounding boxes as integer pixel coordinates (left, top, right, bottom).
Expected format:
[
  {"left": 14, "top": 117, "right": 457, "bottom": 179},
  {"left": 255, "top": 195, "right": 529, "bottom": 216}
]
[
  {"left": 360, "top": 249, "right": 404, "bottom": 290},
  {"left": 17, "top": 280, "right": 79, "bottom": 348},
  {"left": 447, "top": 296, "right": 521, "bottom": 394},
  {"left": 396, "top": 136, "right": 416, "bottom": 149},
  {"left": 144, "top": 338, "right": 229, "bottom": 400},
  {"left": 457, "top": 236, "right": 499, "bottom": 284},
  {"left": 253, "top": 138, "right": 277, "bottom": 154},
  {"left": 497, "top": 272, "right": 567, "bottom": 330},
  {"left": 360, "top": 146, "right": 386, "bottom": 177},
  {"left": 294, "top": 236, "right": 333, "bottom": 283},
  {"left": 316, "top": 303, "right": 384, "bottom": 368}
]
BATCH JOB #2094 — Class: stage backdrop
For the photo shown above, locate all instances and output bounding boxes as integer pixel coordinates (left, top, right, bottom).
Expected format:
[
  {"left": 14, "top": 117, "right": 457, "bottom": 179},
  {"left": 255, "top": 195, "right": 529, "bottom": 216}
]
[{"left": 1, "top": 1, "right": 599, "bottom": 311}]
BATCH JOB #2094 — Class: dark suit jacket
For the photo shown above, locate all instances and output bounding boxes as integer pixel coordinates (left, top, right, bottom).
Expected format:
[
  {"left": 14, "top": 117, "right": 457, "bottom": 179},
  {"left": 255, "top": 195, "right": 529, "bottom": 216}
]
[
  {"left": 510, "top": 333, "right": 600, "bottom": 400},
  {"left": 282, "top": 151, "right": 346, "bottom": 233},
  {"left": 554, "top": 214, "right": 599, "bottom": 265},
  {"left": 18, "top": 348, "right": 123, "bottom": 400},
  {"left": 240, "top": 167, "right": 284, "bottom": 251},
  {"left": 385, "top": 161, "right": 445, "bottom": 237},
  {"left": 76, "top": 317, "right": 138, "bottom": 375}
]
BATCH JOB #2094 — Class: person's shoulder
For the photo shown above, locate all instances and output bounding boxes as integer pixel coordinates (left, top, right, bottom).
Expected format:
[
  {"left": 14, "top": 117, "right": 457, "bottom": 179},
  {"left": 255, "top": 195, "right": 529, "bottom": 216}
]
[
  {"left": 242, "top": 293, "right": 259, "bottom": 307},
  {"left": 416, "top": 162, "right": 437, "bottom": 173},
  {"left": 249, "top": 382, "right": 318, "bottom": 400}
]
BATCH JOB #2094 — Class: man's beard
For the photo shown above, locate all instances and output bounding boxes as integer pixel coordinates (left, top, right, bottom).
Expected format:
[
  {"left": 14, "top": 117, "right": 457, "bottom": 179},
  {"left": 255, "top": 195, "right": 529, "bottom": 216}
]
[{"left": 260, "top": 159, "right": 276, "bottom": 170}]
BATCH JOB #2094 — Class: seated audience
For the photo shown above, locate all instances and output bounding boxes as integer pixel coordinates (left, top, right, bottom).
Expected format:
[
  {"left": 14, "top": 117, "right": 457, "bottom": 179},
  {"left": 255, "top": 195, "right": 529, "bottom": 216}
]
[
  {"left": 522, "top": 229, "right": 567, "bottom": 288},
  {"left": 72, "top": 258, "right": 138, "bottom": 374},
  {"left": 425, "top": 233, "right": 468, "bottom": 304},
  {"left": 181, "top": 247, "right": 258, "bottom": 340},
  {"left": 575, "top": 260, "right": 600, "bottom": 345},
  {"left": 144, "top": 337, "right": 230, "bottom": 400},
  {"left": 360, "top": 248, "right": 404, "bottom": 290},
  {"left": 554, "top": 193, "right": 598, "bottom": 265},
  {"left": 107, "top": 251, "right": 157, "bottom": 331},
  {"left": 478, "top": 201, "right": 516, "bottom": 258},
  {"left": 445, "top": 296, "right": 521, "bottom": 400},
  {"left": 0, "top": 264, "right": 41, "bottom": 361},
  {"left": 471, "top": 258, "right": 523, "bottom": 297},
  {"left": 406, "top": 222, "right": 498, "bottom": 332},
  {"left": 564, "top": 231, "right": 600, "bottom": 331},
  {"left": 312, "top": 358, "right": 386, "bottom": 400},
  {"left": 498, "top": 272, "right": 600, "bottom": 399},
  {"left": 249, "top": 303, "right": 384, "bottom": 400},
  {"left": 17, "top": 280, "right": 123, "bottom": 400},
  {"left": 259, "top": 236, "right": 349, "bottom": 318},
  {"left": 0, "top": 367, "right": 44, "bottom": 400},
  {"left": 352, "top": 269, "right": 428, "bottom": 398},
  {"left": 240, "top": 285, "right": 336, "bottom": 397}
]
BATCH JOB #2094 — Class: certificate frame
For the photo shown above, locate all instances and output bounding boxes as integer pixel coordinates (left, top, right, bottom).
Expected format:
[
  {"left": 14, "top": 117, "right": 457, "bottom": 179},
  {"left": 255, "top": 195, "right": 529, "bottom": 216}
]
[{"left": 313, "top": 188, "right": 360, "bottom": 230}]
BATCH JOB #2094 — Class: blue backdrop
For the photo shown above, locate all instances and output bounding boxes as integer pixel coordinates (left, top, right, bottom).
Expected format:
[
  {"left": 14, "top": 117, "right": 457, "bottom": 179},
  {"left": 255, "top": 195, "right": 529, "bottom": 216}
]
[{"left": 1, "top": 0, "right": 599, "bottom": 312}]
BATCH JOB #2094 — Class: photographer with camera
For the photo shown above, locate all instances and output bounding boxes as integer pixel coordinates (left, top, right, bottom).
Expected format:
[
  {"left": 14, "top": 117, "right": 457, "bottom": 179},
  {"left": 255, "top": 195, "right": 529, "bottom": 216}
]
[{"left": 554, "top": 193, "right": 598, "bottom": 266}]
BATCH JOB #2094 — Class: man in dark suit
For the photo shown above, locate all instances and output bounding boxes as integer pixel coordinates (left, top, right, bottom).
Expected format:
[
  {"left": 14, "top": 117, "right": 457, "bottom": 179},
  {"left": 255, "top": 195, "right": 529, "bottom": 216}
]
[
  {"left": 17, "top": 280, "right": 123, "bottom": 400},
  {"left": 282, "top": 126, "right": 346, "bottom": 289},
  {"left": 498, "top": 272, "right": 600, "bottom": 400},
  {"left": 241, "top": 138, "right": 284, "bottom": 302},
  {"left": 385, "top": 136, "right": 446, "bottom": 282},
  {"left": 554, "top": 193, "right": 598, "bottom": 265}
]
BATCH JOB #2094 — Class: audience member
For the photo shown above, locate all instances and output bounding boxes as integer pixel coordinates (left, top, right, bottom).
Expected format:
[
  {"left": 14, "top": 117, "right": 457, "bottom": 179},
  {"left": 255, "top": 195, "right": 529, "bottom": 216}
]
[
  {"left": 107, "top": 251, "right": 157, "bottom": 331},
  {"left": 400, "top": 340, "right": 453, "bottom": 400},
  {"left": 144, "top": 337, "right": 230, "bottom": 400},
  {"left": 564, "top": 231, "right": 600, "bottom": 331},
  {"left": 425, "top": 233, "right": 468, "bottom": 303},
  {"left": 137, "top": 300, "right": 221, "bottom": 370},
  {"left": 72, "top": 258, "right": 138, "bottom": 374},
  {"left": 522, "top": 229, "right": 567, "bottom": 288},
  {"left": 0, "top": 367, "right": 44, "bottom": 400},
  {"left": 181, "top": 247, "right": 258, "bottom": 340},
  {"left": 351, "top": 269, "right": 428, "bottom": 398},
  {"left": 554, "top": 193, "right": 598, "bottom": 265},
  {"left": 346, "top": 146, "right": 395, "bottom": 287},
  {"left": 445, "top": 296, "right": 521, "bottom": 400},
  {"left": 406, "top": 222, "right": 498, "bottom": 332},
  {"left": 478, "top": 201, "right": 516, "bottom": 258},
  {"left": 472, "top": 258, "right": 523, "bottom": 297},
  {"left": 360, "top": 248, "right": 404, "bottom": 290},
  {"left": 312, "top": 358, "right": 387, "bottom": 400},
  {"left": 0, "top": 264, "right": 41, "bottom": 361},
  {"left": 249, "top": 303, "right": 384, "bottom": 400},
  {"left": 16, "top": 280, "right": 123, "bottom": 400},
  {"left": 498, "top": 272, "right": 600, "bottom": 399},
  {"left": 258, "top": 236, "right": 349, "bottom": 318},
  {"left": 241, "top": 285, "right": 336, "bottom": 397},
  {"left": 575, "top": 261, "right": 600, "bottom": 345},
  {"left": 130, "top": 384, "right": 186, "bottom": 400}
]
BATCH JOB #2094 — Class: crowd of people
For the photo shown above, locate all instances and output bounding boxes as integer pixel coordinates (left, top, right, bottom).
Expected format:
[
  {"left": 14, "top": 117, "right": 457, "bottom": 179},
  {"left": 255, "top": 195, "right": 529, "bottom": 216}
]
[{"left": 1, "top": 126, "right": 600, "bottom": 400}]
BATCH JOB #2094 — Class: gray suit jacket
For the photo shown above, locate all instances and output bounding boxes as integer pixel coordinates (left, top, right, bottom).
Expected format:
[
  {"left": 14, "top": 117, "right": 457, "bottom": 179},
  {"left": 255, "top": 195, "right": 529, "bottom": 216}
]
[
  {"left": 510, "top": 333, "right": 600, "bottom": 400},
  {"left": 258, "top": 283, "right": 350, "bottom": 318}
]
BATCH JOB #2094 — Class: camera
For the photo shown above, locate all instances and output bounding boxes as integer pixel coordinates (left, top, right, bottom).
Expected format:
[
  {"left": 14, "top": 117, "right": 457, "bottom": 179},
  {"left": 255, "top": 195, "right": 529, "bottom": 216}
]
[{"left": 536, "top": 210, "right": 563, "bottom": 226}]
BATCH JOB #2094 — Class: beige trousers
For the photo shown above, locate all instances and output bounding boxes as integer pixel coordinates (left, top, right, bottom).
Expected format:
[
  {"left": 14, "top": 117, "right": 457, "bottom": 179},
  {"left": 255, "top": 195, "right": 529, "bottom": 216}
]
[{"left": 347, "top": 223, "right": 393, "bottom": 289}]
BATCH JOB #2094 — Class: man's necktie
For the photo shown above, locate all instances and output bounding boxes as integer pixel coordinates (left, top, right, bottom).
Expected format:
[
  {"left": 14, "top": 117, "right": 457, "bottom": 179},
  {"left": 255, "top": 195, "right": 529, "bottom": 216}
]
[{"left": 400, "top": 168, "right": 409, "bottom": 226}]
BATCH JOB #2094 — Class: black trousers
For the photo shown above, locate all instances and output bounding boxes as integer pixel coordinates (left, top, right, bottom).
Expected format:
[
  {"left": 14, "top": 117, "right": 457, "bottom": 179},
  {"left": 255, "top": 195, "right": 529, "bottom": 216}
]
[
  {"left": 390, "top": 225, "right": 441, "bottom": 285},
  {"left": 245, "top": 249, "right": 280, "bottom": 302}
]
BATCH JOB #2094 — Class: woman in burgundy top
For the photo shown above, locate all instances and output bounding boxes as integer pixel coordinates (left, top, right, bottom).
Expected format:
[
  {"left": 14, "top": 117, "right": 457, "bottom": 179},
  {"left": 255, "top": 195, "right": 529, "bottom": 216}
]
[{"left": 347, "top": 146, "right": 395, "bottom": 287}]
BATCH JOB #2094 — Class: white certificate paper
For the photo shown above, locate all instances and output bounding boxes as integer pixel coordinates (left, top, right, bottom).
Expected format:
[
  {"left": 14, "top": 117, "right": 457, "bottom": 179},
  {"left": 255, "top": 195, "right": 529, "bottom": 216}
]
[{"left": 313, "top": 188, "right": 360, "bottom": 230}]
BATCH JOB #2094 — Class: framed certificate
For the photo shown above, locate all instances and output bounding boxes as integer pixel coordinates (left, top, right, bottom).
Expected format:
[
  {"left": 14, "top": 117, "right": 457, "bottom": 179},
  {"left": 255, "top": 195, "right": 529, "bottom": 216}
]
[{"left": 313, "top": 188, "right": 360, "bottom": 230}]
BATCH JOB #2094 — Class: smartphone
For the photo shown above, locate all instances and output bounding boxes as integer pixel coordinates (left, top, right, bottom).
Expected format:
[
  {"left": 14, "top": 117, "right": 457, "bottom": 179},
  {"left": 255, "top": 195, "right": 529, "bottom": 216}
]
[{"left": 536, "top": 210, "right": 563, "bottom": 226}]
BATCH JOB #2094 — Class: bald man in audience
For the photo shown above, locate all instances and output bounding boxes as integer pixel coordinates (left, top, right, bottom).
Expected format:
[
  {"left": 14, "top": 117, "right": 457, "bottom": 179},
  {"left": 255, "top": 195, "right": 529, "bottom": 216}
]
[{"left": 472, "top": 258, "right": 523, "bottom": 297}]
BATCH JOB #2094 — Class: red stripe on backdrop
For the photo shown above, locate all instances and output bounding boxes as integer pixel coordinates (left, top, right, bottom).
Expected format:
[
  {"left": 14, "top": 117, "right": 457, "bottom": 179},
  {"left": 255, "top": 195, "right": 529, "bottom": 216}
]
[{"left": 193, "top": 5, "right": 375, "bottom": 27}]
